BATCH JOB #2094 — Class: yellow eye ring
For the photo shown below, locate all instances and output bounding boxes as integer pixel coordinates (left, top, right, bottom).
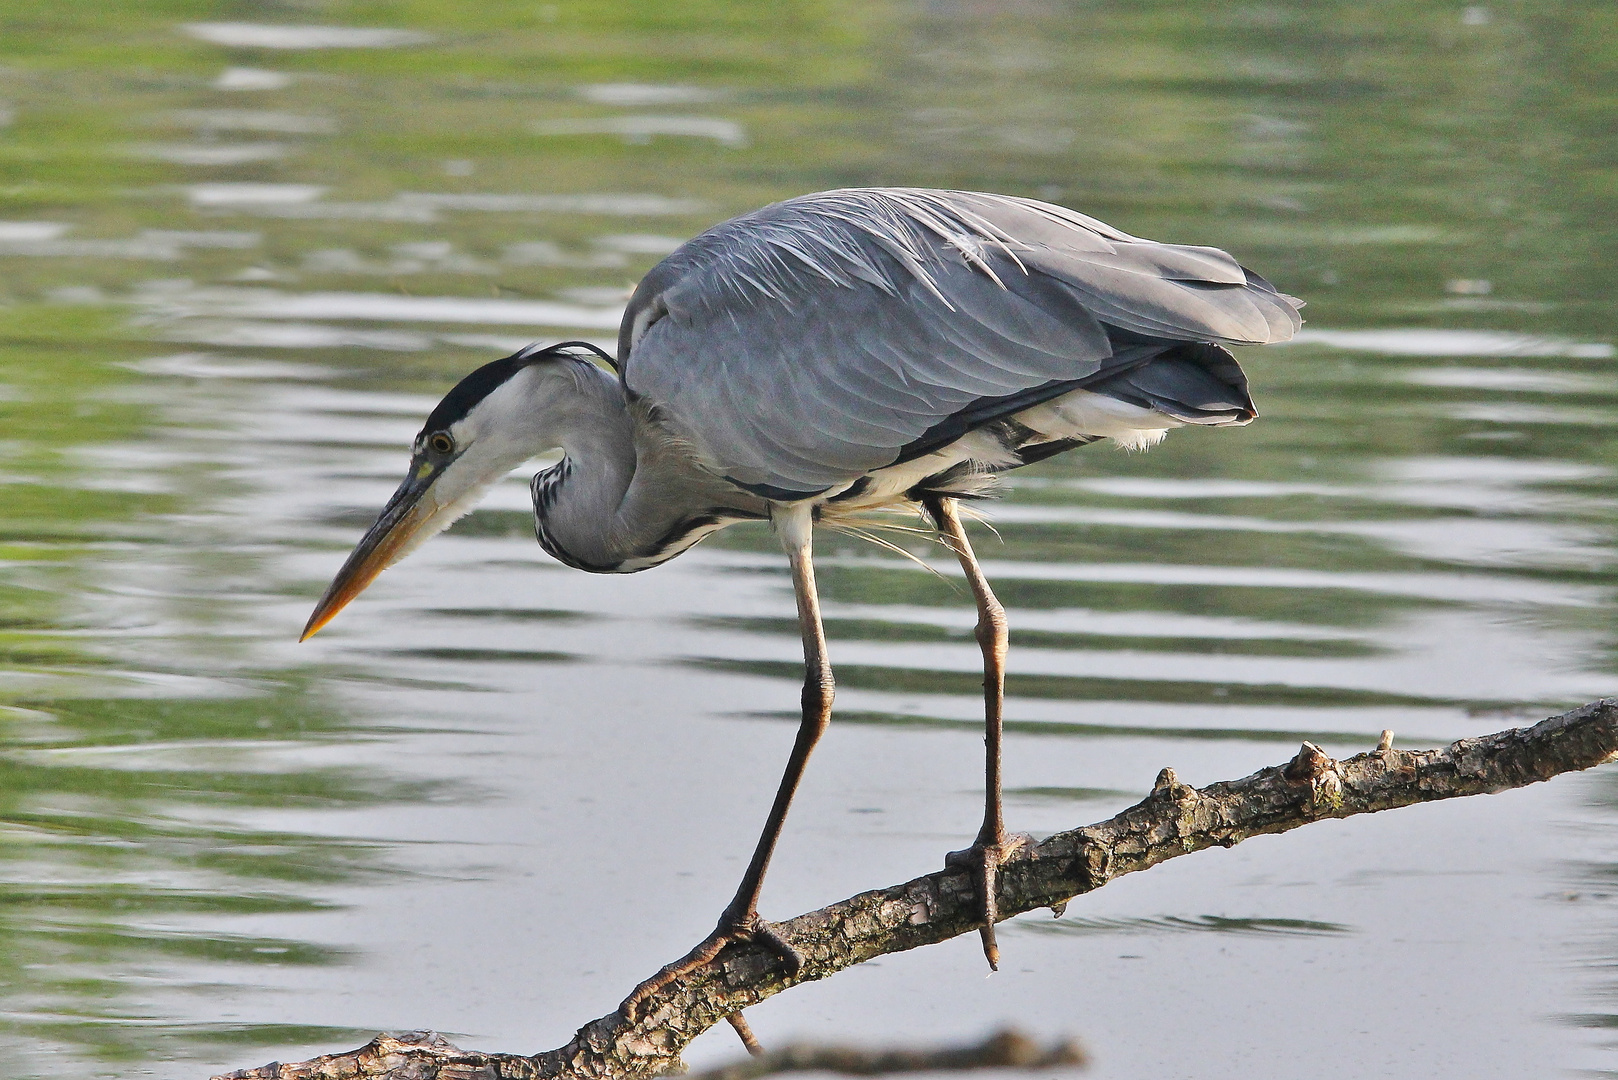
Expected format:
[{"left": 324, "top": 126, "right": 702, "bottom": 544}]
[{"left": 428, "top": 432, "right": 455, "bottom": 455}]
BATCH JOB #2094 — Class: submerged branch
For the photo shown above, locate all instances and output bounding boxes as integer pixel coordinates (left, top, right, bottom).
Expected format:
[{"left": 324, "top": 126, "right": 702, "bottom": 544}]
[
  {"left": 650, "top": 1028, "right": 1082, "bottom": 1080},
  {"left": 214, "top": 698, "right": 1618, "bottom": 1080}
]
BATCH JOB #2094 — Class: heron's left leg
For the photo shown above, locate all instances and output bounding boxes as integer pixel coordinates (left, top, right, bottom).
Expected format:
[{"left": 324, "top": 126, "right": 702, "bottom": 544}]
[
  {"left": 619, "top": 504, "right": 829, "bottom": 1023},
  {"left": 926, "top": 495, "right": 1031, "bottom": 970}
]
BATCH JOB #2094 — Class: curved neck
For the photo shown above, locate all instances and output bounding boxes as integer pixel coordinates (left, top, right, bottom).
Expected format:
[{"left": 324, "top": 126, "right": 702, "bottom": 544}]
[{"left": 534, "top": 377, "right": 752, "bottom": 572}]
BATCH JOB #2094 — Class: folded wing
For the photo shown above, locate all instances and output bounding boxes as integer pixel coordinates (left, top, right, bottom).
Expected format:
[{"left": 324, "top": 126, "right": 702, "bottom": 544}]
[{"left": 619, "top": 188, "right": 1301, "bottom": 495}]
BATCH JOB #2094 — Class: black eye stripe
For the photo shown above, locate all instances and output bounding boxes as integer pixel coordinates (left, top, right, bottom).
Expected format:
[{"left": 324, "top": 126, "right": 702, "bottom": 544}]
[{"left": 421, "top": 341, "right": 616, "bottom": 434}]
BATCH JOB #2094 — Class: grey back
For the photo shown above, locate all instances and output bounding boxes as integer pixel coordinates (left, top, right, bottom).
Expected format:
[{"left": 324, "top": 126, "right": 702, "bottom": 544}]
[{"left": 619, "top": 188, "right": 1301, "bottom": 496}]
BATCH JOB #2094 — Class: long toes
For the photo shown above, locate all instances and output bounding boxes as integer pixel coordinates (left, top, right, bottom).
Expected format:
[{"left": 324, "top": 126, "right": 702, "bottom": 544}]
[
  {"left": 976, "top": 853, "right": 1002, "bottom": 969},
  {"left": 752, "top": 921, "right": 804, "bottom": 976},
  {"left": 622, "top": 963, "right": 699, "bottom": 1022},
  {"left": 619, "top": 920, "right": 802, "bottom": 1023},
  {"left": 620, "top": 969, "right": 677, "bottom": 1023},
  {"left": 946, "top": 832, "right": 1032, "bottom": 869},
  {"left": 946, "top": 836, "right": 1034, "bottom": 972},
  {"left": 620, "top": 935, "right": 731, "bottom": 1022}
]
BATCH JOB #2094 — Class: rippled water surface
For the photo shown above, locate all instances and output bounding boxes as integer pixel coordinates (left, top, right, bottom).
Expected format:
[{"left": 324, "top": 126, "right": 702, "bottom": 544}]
[{"left": 1, "top": 4, "right": 1615, "bottom": 1078}]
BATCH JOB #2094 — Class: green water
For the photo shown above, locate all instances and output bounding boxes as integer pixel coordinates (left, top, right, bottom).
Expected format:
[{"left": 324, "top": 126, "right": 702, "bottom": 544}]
[{"left": 0, "top": 3, "right": 1614, "bottom": 1077}]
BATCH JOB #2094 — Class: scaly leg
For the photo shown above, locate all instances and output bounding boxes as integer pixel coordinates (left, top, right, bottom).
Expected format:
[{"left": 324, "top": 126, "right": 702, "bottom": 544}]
[
  {"left": 926, "top": 496, "right": 1030, "bottom": 971},
  {"left": 621, "top": 504, "right": 833, "bottom": 1021}
]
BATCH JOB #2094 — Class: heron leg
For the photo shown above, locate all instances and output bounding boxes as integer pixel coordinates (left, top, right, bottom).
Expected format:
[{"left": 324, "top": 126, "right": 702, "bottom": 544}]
[
  {"left": 926, "top": 496, "right": 1031, "bottom": 971},
  {"left": 620, "top": 505, "right": 830, "bottom": 1022}
]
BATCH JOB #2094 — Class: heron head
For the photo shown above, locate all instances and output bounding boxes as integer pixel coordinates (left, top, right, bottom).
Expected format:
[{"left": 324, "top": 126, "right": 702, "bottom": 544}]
[{"left": 300, "top": 343, "right": 610, "bottom": 641}]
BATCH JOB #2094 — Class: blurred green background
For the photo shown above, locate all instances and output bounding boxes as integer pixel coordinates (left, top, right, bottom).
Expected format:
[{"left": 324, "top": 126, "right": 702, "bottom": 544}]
[{"left": 0, "top": 3, "right": 1614, "bottom": 1078}]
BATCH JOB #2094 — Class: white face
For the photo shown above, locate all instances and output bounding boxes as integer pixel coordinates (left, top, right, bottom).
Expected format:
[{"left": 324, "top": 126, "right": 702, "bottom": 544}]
[
  {"left": 392, "top": 364, "right": 565, "bottom": 565},
  {"left": 302, "top": 360, "right": 577, "bottom": 640}
]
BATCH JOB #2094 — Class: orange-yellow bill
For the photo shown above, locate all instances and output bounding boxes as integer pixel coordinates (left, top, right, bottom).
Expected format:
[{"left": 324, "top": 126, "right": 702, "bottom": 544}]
[{"left": 300, "top": 474, "right": 436, "bottom": 641}]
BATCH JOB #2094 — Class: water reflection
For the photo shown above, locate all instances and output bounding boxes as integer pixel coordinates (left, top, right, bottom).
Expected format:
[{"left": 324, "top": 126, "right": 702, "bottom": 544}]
[
  {"left": 0, "top": 685, "right": 423, "bottom": 1067},
  {"left": 0, "top": 3, "right": 1615, "bottom": 1078}
]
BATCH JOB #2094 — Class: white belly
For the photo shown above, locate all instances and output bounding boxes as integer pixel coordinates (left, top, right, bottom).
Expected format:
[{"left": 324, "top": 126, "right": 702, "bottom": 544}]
[
  {"left": 816, "top": 385, "right": 1180, "bottom": 519},
  {"left": 1015, "top": 389, "right": 1174, "bottom": 451}
]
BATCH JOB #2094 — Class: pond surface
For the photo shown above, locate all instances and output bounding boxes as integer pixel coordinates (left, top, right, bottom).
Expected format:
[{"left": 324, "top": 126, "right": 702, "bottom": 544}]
[{"left": 1, "top": 4, "right": 1615, "bottom": 1078}]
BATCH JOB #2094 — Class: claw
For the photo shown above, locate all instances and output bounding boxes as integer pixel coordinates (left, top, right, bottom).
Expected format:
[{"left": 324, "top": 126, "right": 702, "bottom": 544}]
[
  {"left": 619, "top": 915, "right": 802, "bottom": 1024},
  {"left": 947, "top": 833, "right": 1033, "bottom": 971},
  {"left": 750, "top": 919, "right": 804, "bottom": 977},
  {"left": 620, "top": 932, "right": 732, "bottom": 1023}
]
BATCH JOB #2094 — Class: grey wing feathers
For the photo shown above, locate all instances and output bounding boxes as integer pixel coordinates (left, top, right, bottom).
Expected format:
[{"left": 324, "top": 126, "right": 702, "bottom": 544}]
[
  {"left": 620, "top": 188, "right": 1301, "bottom": 495},
  {"left": 1089, "top": 343, "right": 1256, "bottom": 424}
]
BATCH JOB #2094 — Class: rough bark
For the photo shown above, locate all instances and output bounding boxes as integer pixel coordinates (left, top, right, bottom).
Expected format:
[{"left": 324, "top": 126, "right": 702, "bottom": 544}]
[{"left": 213, "top": 698, "right": 1618, "bottom": 1080}]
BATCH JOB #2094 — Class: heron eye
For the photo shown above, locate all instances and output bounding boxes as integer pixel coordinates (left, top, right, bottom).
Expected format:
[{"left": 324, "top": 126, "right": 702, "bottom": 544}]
[{"left": 428, "top": 432, "right": 455, "bottom": 455}]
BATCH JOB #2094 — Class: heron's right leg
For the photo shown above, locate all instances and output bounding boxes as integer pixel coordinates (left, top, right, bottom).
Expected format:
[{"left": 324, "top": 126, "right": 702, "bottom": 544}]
[
  {"left": 926, "top": 495, "right": 1030, "bottom": 971},
  {"left": 620, "top": 504, "right": 831, "bottom": 1023}
]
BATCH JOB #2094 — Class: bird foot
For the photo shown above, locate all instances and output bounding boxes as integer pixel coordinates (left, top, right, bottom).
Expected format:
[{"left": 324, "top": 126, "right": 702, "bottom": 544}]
[
  {"left": 619, "top": 910, "right": 802, "bottom": 1023},
  {"left": 946, "top": 832, "right": 1034, "bottom": 970}
]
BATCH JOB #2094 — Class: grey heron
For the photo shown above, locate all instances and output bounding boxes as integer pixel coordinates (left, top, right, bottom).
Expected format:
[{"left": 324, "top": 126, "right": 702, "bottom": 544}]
[{"left": 301, "top": 188, "right": 1302, "bottom": 1020}]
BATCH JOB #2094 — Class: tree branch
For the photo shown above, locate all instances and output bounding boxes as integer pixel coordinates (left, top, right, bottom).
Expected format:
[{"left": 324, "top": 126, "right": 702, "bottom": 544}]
[
  {"left": 213, "top": 698, "right": 1618, "bottom": 1080},
  {"left": 680, "top": 1027, "right": 1086, "bottom": 1080}
]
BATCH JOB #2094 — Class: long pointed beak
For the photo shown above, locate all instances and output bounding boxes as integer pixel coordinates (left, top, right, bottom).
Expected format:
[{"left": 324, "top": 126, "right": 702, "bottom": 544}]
[{"left": 301, "top": 469, "right": 439, "bottom": 641}]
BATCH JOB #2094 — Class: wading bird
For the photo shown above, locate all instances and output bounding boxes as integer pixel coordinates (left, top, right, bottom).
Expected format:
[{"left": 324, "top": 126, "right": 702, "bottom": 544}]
[{"left": 301, "top": 188, "right": 1301, "bottom": 1020}]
